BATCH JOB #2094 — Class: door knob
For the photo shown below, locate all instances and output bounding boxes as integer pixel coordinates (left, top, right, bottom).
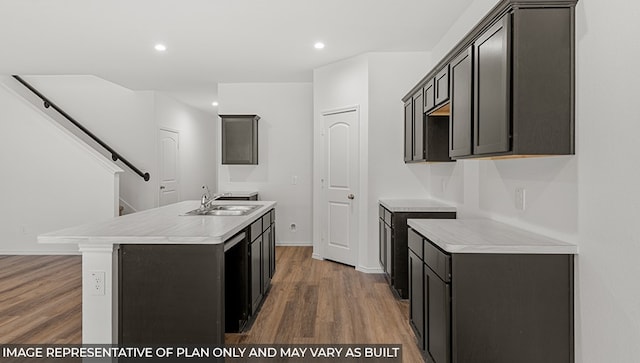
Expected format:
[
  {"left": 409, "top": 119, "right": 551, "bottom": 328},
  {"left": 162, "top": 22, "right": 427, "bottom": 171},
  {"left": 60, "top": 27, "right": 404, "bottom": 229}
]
[
  {"left": 160, "top": 186, "right": 166, "bottom": 190},
  {"left": 347, "top": 194, "right": 355, "bottom": 200}
]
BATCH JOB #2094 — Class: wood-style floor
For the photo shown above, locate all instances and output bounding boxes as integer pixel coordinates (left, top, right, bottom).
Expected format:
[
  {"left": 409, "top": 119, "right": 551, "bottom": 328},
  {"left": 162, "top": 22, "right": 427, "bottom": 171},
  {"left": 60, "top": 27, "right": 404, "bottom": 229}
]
[
  {"left": 0, "top": 247, "right": 421, "bottom": 361},
  {"left": 0, "top": 255, "right": 82, "bottom": 343},
  {"left": 227, "top": 247, "right": 423, "bottom": 361}
]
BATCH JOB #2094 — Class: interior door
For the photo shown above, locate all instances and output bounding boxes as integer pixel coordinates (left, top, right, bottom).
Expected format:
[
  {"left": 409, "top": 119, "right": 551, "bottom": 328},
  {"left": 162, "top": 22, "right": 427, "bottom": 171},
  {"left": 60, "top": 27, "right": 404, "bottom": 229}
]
[
  {"left": 322, "top": 109, "right": 359, "bottom": 266},
  {"left": 159, "top": 129, "right": 179, "bottom": 206}
]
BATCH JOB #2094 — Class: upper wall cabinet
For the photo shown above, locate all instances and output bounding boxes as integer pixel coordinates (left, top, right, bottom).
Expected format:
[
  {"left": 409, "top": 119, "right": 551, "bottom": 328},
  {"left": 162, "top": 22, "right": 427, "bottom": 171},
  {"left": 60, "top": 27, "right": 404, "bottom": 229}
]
[
  {"left": 404, "top": 89, "right": 452, "bottom": 163},
  {"left": 220, "top": 114, "right": 260, "bottom": 165},
  {"left": 403, "top": 0, "right": 577, "bottom": 160}
]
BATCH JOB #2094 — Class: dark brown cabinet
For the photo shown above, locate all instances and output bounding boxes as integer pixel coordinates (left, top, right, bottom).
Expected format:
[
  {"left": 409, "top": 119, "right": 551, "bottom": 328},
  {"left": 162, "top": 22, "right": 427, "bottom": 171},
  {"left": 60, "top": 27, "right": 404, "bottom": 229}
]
[
  {"left": 434, "top": 65, "right": 450, "bottom": 106},
  {"left": 220, "top": 114, "right": 259, "bottom": 165},
  {"left": 423, "top": 79, "right": 435, "bottom": 113},
  {"left": 404, "top": 100, "right": 413, "bottom": 162},
  {"left": 474, "top": 15, "right": 510, "bottom": 155},
  {"left": 248, "top": 209, "right": 276, "bottom": 316},
  {"left": 408, "top": 227, "right": 574, "bottom": 363},
  {"left": 412, "top": 90, "right": 425, "bottom": 161},
  {"left": 403, "top": 0, "right": 576, "bottom": 160},
  {"left": 449, "top": 48, "right": 473, "bottom": 158},
  {"left": 378, "top": 204, "right": 455, "bottom": 299}
]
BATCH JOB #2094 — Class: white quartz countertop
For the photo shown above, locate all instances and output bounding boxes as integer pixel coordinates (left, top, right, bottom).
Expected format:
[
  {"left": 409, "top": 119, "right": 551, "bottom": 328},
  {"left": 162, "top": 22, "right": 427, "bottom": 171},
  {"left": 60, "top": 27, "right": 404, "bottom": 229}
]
[
  {"left": 38, "top": 200, "right": 276, "bottom": 245},
  {"left": 407, "top": 219, "right": 577, "bottom": 254},
  {"left": 221, "top": 191, "right": 258, "bottom": 197},
  {"left": 379, "top": 199, "right": 456, "bottom": 213}
]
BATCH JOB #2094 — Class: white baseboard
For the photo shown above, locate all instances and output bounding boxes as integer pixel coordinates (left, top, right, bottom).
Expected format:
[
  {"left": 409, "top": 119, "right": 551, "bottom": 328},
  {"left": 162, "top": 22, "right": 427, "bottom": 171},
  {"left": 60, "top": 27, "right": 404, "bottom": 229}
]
[
  {"left": 119, "top": 198, "right": 137, "bottom": 215},
  {"left": 312, "top": 253, "right": 324, "bottom": 261},
  {"left": 356, "top": 265, "right": 384, "bottom": 274},
  {"left": 275, "top": 241, "right": 313, "bottom": 247},
  {"left": 0, "top": 250, "right": 80, "bottom": 255}
]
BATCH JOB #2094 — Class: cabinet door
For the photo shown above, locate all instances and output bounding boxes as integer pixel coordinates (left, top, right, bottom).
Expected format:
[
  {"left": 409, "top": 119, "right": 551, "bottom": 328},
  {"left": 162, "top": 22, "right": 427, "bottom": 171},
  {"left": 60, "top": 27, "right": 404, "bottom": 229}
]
[
  {"left": 250, "top": 236, "right": 262, "bottom": 313},
  {"left": 412, "top": 90, "right": 425, "bottom": 161},
  {"left": 425, "top": 267, "right": 451, "bottom": 363},
  {"left": 269, "top": 224, "right": 276, "bottom": 277},
  {"left": 409, "top": 250, "right": 425, "bottom": 350},
  {"left": 221, "top": 115, "right": 259, "bottom": 165},
  {"left": 449, "top": 48, "right": 473, "bottom": 158},
  {"left": 404, "top": 100, "right": 413, "bottom": 162},
  {"left": 262, "top": 227, "right": 271, "bottom": 293},
  {"left": 474, "top": 15, "right": 511, "bottom": 155},
  {"left": 435, "top": 66, "right": 450, "bottom": 106},
  {"left": 379, "top": 218, "right": 386, "bottom": 271},
  {"left": 424, "top": 79, "right": 435, "bottom": 113},
  {"left": 385, "top": 223, "right": 393, "bottom": 277}
]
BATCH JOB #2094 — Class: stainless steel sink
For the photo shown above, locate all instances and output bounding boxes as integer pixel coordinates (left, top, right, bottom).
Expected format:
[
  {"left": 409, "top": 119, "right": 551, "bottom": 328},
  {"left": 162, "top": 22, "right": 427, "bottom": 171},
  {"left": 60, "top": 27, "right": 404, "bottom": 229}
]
[{"left": 183, "top": 204, "right": 260, "bottom": 216}]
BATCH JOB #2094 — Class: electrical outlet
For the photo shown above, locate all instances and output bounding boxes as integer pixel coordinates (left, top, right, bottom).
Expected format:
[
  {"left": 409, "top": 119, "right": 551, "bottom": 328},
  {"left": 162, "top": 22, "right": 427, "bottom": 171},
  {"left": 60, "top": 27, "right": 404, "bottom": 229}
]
[
  {"left": 89, "top": 271, "right": 105, "bottom": 296},
  {"left": 291, "top": 176, "right": 298, "bottom": 185},
  {"left": 515, "top": 187, "right": 526, "bottom": 211}
]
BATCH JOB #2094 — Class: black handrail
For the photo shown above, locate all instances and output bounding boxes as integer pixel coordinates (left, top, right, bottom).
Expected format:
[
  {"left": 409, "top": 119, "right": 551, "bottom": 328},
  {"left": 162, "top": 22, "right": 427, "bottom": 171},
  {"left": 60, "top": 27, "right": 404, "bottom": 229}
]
[{"left": 12, "top": 75, "right": 150, "bottom": 182}]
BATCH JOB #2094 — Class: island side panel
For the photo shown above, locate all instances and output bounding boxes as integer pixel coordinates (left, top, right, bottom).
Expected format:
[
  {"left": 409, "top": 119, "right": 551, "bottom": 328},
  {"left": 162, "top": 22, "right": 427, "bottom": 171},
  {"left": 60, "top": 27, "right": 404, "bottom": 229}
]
[{"left": 118, "top": 244, "right": 225, "bottom": 344}]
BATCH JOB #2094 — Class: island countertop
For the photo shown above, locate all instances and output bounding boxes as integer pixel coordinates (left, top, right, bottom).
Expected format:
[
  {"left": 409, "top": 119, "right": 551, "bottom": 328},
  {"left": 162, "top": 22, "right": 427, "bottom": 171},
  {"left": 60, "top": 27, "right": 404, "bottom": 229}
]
[
  {"left": 408, "top": 218, "right": 577, "bottom": 254},
  {"left": 379, "top": 198, "right": 456, "bottom": 213},
  {"left": 38, "top": 200, "right": 276, "bottom": 245}
]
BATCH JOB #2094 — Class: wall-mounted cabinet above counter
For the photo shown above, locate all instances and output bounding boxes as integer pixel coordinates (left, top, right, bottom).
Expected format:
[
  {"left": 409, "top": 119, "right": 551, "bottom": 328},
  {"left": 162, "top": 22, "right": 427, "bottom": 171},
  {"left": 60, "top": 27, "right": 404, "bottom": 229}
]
[
  {"left": 220, "top": 114, "right": 260, "bottom": 165},
  {"left": 403, "top": 0, "right": 577, "bottom": 162}
]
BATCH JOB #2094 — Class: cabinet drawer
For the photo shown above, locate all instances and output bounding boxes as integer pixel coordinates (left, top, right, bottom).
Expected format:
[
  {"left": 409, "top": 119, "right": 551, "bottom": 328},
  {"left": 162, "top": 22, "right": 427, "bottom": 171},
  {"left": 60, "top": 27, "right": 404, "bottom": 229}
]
[
  {"left": 262, "top": 212, "right": 271, "bottom": 231},
  {"left": 408, "top": 229, "right": 423, "bottom": 258},
  {"left": 250, "top": 219, "right": 262, "bottom": 242},
  {"left": 424, "top": 239, "right": 450, "bottom": 282}
]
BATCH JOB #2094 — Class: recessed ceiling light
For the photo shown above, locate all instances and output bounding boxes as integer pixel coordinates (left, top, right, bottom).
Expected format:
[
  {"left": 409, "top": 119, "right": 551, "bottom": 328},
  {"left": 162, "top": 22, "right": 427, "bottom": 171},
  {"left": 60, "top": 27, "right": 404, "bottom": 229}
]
[
  {"left": 314, "top": 42, "right": 325, "bottom": 49},
  {"left": 154, "top": 43, "right": 167, "bottom": 52},
  {"left": 211, "top": 101, "right": 219, "bottom": 107}
]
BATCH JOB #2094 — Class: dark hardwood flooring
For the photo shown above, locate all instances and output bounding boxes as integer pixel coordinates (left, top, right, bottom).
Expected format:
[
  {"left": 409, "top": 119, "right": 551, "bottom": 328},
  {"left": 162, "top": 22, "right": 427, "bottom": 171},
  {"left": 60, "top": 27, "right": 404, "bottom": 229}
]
[
  {"left": 0, "top": 247, "right": 421, "bottom": 361},
  {"left": 227, "top": 247, "right": 423, "bottom": 361},
  {"left": 0, "top": 255, "right": 82, "bottom": 343}
]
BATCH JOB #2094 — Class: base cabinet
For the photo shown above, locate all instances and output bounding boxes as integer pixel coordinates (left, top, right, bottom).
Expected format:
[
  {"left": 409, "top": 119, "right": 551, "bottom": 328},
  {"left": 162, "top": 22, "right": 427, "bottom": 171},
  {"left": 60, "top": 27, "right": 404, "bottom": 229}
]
[
  {"left": 248, "top": 209, "right": 276, "bottom": 318},
  {"left": 408, "top": 228, "right": 574, "bottom": 363},
  {"left": 379, "top": 204, "right": 455, "bottom": 298}
]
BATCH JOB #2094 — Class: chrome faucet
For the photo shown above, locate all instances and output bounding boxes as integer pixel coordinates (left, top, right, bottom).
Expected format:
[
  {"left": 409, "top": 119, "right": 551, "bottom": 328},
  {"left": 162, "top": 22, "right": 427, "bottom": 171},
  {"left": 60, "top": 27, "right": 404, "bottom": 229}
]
[{"left": 200, "top": 186, "right": 231, "bottom": 209}]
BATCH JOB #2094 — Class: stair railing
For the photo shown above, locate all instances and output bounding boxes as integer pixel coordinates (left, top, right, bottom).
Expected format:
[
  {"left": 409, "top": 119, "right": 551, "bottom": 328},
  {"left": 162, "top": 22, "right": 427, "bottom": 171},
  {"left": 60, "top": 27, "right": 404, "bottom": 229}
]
[{"left": 12, "top": 75, "right": 150, "bottom": 181}]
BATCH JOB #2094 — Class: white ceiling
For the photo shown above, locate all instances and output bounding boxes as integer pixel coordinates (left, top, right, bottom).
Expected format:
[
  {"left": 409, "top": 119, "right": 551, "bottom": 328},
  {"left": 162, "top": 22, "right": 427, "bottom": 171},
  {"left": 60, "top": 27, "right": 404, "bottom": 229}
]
[{"left": 0, "top": 0, "right": 473, "bottom": 115}]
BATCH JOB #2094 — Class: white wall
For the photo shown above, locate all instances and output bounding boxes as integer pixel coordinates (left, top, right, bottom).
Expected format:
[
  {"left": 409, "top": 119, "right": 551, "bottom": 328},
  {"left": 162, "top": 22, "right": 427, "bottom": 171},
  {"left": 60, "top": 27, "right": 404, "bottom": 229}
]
[
  {"left": 218, "top": 83, "right": 313, "bottom": 246},
  {"left": 18, "top": 76, "right": 217, "bottom": 212},
  {"left": 313, "top": 52, "right": 432, "bottom": 271},
  {"left": 0, "top": 78, "right": 120, "bottom": 254},
  {"left": 21, "top": 75, "right": 157, "bottom": 211},
  {"left": 421, "top": 0, "right": 640, "bottom": 362},
  {"left": 575, "top": 0, "right": 640, "bottom": 361},
  {"left": 154, "top": 93, "right": 217, "bottom": 201}
]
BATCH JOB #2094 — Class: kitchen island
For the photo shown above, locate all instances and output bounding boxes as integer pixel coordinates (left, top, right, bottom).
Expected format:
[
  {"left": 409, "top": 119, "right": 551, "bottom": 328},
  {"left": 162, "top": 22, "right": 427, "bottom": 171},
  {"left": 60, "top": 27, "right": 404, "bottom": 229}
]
[{"left": 38, "top": 200, "right": 276, "bottom": 344}]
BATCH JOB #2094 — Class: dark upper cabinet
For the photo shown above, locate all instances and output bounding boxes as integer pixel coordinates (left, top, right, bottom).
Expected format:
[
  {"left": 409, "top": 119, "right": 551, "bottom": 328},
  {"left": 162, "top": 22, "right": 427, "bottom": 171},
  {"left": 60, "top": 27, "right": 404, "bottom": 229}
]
[
  {"left": 403, "top": 0, "right": 576, "bottom": 160},
  {"left": 423, "top": 79, "right": 435, "bottom": 113},
  {"left": 474, "top": 15, "right": 510, "bottom": 156},
  {"left": 220, "top": 114, "right": 259, "bottom": 165},
  {"left": 412, "top": 90, "right": 425, "bottom": 161},
  {"left": 434, "top": 65, "right": 450, "bottom": 107},
  {"left": 449, "top": 48, "right": 473, "bottom": 158},
  {"left": 404, "top": 100, "right": 413, "bottom": 162}
]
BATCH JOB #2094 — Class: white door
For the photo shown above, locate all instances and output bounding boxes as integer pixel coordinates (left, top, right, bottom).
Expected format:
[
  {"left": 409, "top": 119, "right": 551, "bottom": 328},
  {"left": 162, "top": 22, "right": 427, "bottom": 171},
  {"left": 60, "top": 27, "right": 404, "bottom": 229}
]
[
  {"left": 322, "top": 108, "right": 359, "bottom": 266},
  {"left": 159, "top": 129, "right": 179, "bottom": 206}
]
